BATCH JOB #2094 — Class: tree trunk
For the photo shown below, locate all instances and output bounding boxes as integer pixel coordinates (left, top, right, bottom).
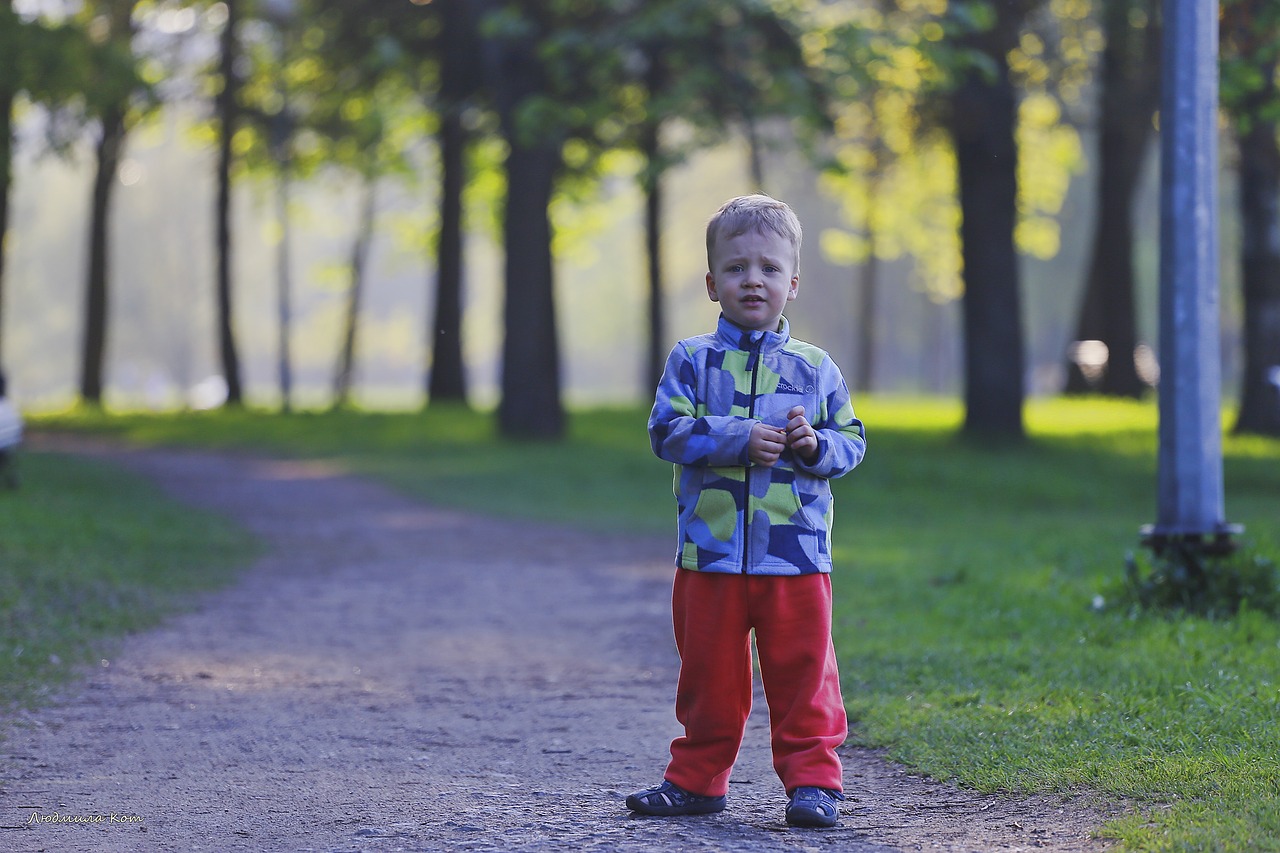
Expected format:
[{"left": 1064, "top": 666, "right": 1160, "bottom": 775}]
[
  {"left": 0, "top": 0, "right": 12, "bottom": 371},
  {"left": 1233, "top": 62, "right": 1280, "bottom": 436},
  {"left": 427, "top": 106, "right": 467, "bottom": 404},
  {"left": 744, "top": 114, "right": 766, "bottom": 193},
  {"left": 215, "top": 0, "right": 243, "bottom": 406},
  {"left": 481, "top": 3, "right": 564, "bottom": 439},
  {"left": 854, "top": 166, "right": 883, "bottom": 394},
  {"left": 639, "top": 47, "right": 669, "bottom": 396},
  {"left": 274, "top": 162, "right": 292, "bottom": 413},
  {"left": 334, "top": 174, "right": 376, "bottom": 408},
  {"left": 427, "top": 0, "right": 469, "bottom": 406},
  {"left": 497, "top": 140, "right": 563, "bottom": 439},
  {"left": 0, "top": 62, "right": 11, "bottom": 372},
  {"left": 644, "top": 172, "right": 665, "bottom": 395},
  {"left": 640, "top": 118, "right": 666, "bottom": 395},
  {"left": 1065, "top": 0, "right": 1159, "bottom": 396},
  {"left": 854, "top": 248, "right": 879, "bottom": 394},
  {"left": 79, "top": 107, "right": 126, "bottom": 406},
  {"left": 949, "top": 62, "right": 1025, "bottom": 439}
]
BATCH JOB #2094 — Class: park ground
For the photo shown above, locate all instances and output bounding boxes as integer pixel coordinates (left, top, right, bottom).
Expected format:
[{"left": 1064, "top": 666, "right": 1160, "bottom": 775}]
[
  {"left": 0, "top": 435, "right": 1115, "bottom": 852},
  {"left": 2, "top": 399, "right": 1279, "bottom": 850}
]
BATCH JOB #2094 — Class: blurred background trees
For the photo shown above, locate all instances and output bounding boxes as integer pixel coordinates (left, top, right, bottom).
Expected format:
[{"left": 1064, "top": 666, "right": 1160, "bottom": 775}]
[
  {"left": 77, "top": 0, "right": 151, "bottom": 407},
  {"left": 1, "top": 0, "right": 1277, "bottom": 439},
  {"left": 1063, "top": 0, "right": 1159, "bottom": 400},
  {"left": 1221, "top": 0, "right": 1280, "bottom": 436}
]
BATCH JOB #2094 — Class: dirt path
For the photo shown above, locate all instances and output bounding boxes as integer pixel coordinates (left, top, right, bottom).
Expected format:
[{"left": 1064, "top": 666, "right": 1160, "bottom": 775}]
[{"left": 2, "top": 442, "right": 1117, "bottom": 852}]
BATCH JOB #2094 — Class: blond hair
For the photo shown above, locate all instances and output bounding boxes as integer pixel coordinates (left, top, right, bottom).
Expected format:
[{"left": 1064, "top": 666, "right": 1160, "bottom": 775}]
[{"left": 705, "top": 194, "right": 802, "bottom": 272}]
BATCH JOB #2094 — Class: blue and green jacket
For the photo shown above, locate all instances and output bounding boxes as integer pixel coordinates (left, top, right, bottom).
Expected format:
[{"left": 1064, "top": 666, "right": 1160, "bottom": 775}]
[{"left": 649, "top": 315, "right": 866, "bottom": 575}]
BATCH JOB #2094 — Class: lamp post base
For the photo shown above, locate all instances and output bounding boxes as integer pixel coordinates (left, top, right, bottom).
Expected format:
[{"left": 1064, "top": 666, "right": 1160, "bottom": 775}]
[{"left": 1139, "top": 523, "right": 1244, "bottom": 557}]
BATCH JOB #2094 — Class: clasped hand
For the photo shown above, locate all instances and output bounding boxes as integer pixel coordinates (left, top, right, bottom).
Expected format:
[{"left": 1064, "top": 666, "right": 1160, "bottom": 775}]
[{"left": 748, "top": 406, "right": 818, "bottom": 467}]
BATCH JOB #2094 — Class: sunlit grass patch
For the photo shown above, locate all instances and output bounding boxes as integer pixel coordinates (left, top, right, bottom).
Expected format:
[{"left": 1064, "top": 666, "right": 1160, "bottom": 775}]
[{"left": 1025, "top": 395, "right": 1159, "bottom": 437}]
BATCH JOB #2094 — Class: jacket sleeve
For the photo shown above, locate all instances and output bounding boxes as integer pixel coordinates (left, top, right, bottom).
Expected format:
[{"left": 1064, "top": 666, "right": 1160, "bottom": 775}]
[
  {"left": 793, "top": 356, "right": 866, "bottom": 480},
  {"left": 648, "top": 343, "right": 755, "bottom": 467}
]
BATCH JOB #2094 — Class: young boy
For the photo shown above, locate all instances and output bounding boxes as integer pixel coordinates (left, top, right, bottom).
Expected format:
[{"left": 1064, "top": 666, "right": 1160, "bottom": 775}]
[{"left": 627, "top": 194, "right": 866, "bottom": 828}]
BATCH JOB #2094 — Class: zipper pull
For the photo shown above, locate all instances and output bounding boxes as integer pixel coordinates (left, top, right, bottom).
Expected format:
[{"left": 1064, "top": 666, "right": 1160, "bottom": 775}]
[{"left": 745, "top": 333, "right": 762, "bottom": 372}]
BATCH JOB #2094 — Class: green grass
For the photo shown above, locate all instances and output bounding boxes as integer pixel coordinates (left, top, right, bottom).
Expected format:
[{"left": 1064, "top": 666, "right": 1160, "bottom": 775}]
[
  {"left": 28, "top": 397, "right": 1280, "bottom": 851},
  {"left": 0, "top": 452, "right": 258, "bottom": 709},
  {"left": 835, "top": 398, "right": 1280, "bottom": 851}
]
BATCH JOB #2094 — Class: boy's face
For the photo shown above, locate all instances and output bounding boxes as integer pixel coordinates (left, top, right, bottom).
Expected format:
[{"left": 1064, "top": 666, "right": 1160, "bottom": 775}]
[{"left": 706, "top": 227, "right": 799, "bottom": 333}]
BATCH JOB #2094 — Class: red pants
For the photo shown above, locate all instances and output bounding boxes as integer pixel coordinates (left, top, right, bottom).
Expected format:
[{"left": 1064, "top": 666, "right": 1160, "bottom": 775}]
[{"left": 664, "top": 570, "right": 848, "bottom": 797}]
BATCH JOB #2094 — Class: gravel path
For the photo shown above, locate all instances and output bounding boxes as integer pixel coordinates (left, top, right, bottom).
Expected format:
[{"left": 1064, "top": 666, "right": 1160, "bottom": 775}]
[{"left": 1, "top": 442, "right": 1118, "bottom": 851}]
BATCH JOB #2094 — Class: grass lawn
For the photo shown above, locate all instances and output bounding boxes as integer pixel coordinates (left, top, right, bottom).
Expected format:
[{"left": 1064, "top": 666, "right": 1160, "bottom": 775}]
[
  {"left": 27, "top": 397, "right": 1280, "bottom": 851},
  {"left": 0, "top": 452, "right": 257, "bottom": 710}
]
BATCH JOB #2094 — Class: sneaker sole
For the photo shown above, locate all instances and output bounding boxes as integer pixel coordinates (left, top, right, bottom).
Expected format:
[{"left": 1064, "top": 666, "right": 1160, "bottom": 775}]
[
  {"left": 785, "top": 811, "right": 838, "bottom": 828},
  {"left": 626, "top": 795, "right": 726, "bottom": 817}
]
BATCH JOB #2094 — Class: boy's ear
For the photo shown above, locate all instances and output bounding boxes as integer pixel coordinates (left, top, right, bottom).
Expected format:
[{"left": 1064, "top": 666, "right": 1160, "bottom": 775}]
[
  {"left": 787, "top": 273, "right": 800, "bottom": 302},
  {"left": 705, "top": 272, "right": 720, "bottom": 303}
]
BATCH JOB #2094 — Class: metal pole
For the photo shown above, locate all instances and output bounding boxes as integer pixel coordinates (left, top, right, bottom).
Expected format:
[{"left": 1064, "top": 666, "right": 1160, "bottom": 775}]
[{"left": 1144, "top": 0, "right": 1240, "bottom": 554}]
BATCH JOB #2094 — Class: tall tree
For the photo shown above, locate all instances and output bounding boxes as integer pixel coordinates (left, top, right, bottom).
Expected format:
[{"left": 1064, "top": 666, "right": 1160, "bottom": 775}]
[
  {"left": 214, "top": 0, "right": 244, "bottom": 406},
  {"left": 79, "top": 96, "right": 127, "bottom": 405},
  {"left": 427, "top": 0, "right": 478, "bottom": 406},
  {"left": 944, "top": 1, "right": 1046, "bottom": 439},
  {"left": 307, "top": 0, "right": 477, "bottom": 408},
  {"left": 1064, "top": 0, "right": 1160, "bottom": 397},
  {"left": 480, "top": 2, "right": 565, "bottom": 439},
  {"left": 333, "top": 173, "right": 376, "bottom": 407},
  {"left": 621, "top": 0, "right": 835, "bottom": 393},
  {"left": 0, "top": 3, "right": 95, "bottom": 381},
  {"left": 261, "top": 0, "right": 297, "bottom": 413},
  {"left": 816, "top": 0, "right": 956, "bottom": 395},
  {"left": 0, "top": 0, "right": 15, "bottom": 374},
  {"left": 639, "top": 111, "right": 665, "bottom": 394},
  {"left": 78, "top": 0, "right": 147, "bottom": 406},
  {"left": 851, "top": 157, "right": 885, "bottom": 394},
  {"left": 1222, "top": 0, "right": 1280, "bottom": 436},
  {"left": 245, "top": 0, "right": 408, "bottom": 413},
  {"left": 820, "top": 0, "right": 1083, "bottom": 405},
  {"left": 478, "top": 0, "right": 658, "bottom": 438}
]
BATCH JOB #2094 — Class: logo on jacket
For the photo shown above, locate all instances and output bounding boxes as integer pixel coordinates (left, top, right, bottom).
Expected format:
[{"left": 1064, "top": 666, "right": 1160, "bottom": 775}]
[{"left": 775, "top": 379, "right": 816, "bottom": 394}]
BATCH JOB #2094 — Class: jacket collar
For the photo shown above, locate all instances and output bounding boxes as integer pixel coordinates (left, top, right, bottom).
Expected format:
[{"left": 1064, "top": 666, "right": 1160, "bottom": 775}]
[{"left": 715, "top": 314, "right": 791, "bottom": 354}]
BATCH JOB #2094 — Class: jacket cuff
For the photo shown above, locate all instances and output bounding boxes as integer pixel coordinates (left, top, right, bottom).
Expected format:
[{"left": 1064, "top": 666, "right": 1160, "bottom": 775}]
[{"left": 791, "top": 433, "right": 829, "bottom": 475}]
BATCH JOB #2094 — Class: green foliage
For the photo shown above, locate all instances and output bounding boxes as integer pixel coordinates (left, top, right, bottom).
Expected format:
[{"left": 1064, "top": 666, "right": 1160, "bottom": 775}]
[
  {"left": 1221, "top": 0, "right": 1280, "bottom": 132},
  {"left": 1114, "top": 544, "right": 1280, "bottom": 620},
  {"left": 815, "top": 1, "right": 963, "bottom": 299},
  {"left": 471, "top": 0, "right": 839, "bottom": 183},
  {"left": 0, "top": 452, "right": 257, "bottom": 709},
  {"left": 1, "top": 3, "right": 148, "bottom": 147},
  {"left": 233, "top": 0, "right": 431, "bottom": 182},
  {"left": 816, "top": 0, "right": 1088, "bottom": 299}
]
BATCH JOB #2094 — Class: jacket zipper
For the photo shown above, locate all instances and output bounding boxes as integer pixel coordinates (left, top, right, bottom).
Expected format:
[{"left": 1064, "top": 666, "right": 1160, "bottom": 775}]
[{"left": 742, "top": 337, "right": 762, "bottom": 574}]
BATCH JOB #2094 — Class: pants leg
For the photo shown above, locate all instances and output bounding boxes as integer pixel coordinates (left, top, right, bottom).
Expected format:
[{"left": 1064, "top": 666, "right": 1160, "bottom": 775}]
[
  {"left": 751, "top": 573, "right": 847, "bottom": 792},
  {"left": 664, "top": 570, "right": 753, "bottom": 797}
]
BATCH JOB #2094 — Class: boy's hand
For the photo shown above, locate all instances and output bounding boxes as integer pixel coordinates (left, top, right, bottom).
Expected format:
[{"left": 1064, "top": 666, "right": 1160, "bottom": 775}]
[
  {"left": 748, "top": 422, "right": 787, "bottom": 467},
  {"left": 785, "top": 406, "right": 819, "bottom": 465}
]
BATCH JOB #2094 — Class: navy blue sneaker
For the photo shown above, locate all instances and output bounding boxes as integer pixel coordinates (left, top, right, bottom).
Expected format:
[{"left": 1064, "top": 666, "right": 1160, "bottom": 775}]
[
  {"left": 626, "top": 780, "right": 727, "bottom": 816},
  {"left": 785, "top": 786, "right": 844, "bottom": 827}
]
